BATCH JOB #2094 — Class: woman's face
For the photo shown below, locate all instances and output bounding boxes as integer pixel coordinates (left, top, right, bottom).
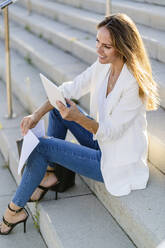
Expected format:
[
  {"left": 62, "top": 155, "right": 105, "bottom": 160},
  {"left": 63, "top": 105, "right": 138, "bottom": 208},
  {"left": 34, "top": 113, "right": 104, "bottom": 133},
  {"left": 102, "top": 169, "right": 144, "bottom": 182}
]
[{"left": 96, "top": 26, "right": 120, "bottom": 64}]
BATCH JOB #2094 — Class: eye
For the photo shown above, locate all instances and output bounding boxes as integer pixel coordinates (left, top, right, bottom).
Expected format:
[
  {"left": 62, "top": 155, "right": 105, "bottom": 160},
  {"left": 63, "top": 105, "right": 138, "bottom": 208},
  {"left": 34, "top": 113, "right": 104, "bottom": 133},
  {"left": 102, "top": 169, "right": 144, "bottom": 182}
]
[
  {"left": 104, "top": 46, "right": 111, "bottom": 49},
  {"left": 96, "top": 38, "right": 111, "bottom": 49}
]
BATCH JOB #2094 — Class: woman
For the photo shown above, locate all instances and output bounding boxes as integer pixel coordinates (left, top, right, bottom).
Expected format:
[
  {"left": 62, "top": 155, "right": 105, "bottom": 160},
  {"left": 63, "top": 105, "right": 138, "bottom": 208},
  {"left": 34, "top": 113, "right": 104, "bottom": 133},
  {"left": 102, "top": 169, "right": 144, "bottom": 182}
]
[{"left": 0, "top": 13, "right": 159, "bottom": 235}]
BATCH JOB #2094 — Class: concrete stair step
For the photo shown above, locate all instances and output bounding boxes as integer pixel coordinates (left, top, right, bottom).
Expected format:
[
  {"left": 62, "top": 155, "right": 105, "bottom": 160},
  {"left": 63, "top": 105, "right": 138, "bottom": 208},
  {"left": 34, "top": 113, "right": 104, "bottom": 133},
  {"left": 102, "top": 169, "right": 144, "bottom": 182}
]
[
  {"left": 130, "top": 0, "right": 165, "bottom": 7},
  {"left": 0, "top": 18, "right": 90, "bottom": 111},
  {"left": 85, "top": 160, "right": 165, "bottom": 248},
  {"left": 50, "top": 0, "right": 165, "bottom": 19},
  {"left": 147, "top": 107, "right": 165, "bottom": 174},
  {"left": 1, "top": 8, "right": 165, "bottom": 109},
  {"left": 15, "top": 0, "right": 165, "bottom": 64},
  {"left": 0, "top": 157, "right": 46, "bottom": 248},
  {"left": 10, "top": 4, "right": 165, "bottom": 67},
  {"left": 50, "top": 0, "right": 106, "bottom": 14},
  {"left": 9, "top": 4, "right": 97, "bottom": 65},
  {"left": 17, "top": 0, "right": 102, "bottom": 35},
  {"left": 112, "top": 0, "right": 165, "bottom": 32},
  {"left": 44, "top": 0, "right": 165, "bottom": 32},
  {"left": 0, "top": 80, "right": 135, "bottom": 248},
  {"left": 0, "top": 19, "right": 87, "bottom": 84},
  {"left": 38, "top": 194, "right": 135, "bottom": 248},
  {"left": 134, "top": 24, "right": 165, "bottom": 64}
]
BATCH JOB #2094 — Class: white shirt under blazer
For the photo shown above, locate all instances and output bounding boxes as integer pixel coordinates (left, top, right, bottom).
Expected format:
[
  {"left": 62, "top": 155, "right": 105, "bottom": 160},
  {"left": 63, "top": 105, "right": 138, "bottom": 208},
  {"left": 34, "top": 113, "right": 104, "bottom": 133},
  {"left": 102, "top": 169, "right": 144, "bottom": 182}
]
[{"left": 59, "top": 59, "right": 149, "bottom": 196}]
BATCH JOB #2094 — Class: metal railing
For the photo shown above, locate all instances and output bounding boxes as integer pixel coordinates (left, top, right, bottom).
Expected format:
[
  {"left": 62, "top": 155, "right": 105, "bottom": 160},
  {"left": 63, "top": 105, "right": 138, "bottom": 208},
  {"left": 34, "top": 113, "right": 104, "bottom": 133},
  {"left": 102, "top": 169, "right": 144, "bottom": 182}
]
[
  {"left": 3, "top": 7, "right": 14, "bottom": 118},
  {"left": 106, "top": 0, "right": 111, "bottom": 16},
  {"left": 27, "top": 0, "right": 32, "bottom": 15}
]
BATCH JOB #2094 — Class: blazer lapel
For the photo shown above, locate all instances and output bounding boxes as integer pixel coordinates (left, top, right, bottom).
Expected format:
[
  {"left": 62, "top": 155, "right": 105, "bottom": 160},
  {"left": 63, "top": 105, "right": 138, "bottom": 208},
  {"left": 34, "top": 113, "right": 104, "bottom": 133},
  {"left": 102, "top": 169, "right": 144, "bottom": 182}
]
[
  {"left": 105, "top": 63, "right": 128, "bottom": 116},
  {"left": 90, "top": 62, "right": 130, "bottom": 121},
  {"left": 90, "top": 61, "right": 110, "bottom": 120}
]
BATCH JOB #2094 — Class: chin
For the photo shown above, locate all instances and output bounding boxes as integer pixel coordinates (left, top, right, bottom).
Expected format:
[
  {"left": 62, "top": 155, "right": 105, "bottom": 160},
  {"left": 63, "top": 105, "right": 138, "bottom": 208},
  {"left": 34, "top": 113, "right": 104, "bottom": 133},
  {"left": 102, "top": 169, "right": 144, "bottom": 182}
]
[
  {"left": 99, "top": 59, "right": 110, "bottom": 64},
  {"left": 98, "top": 57, "right": 111, "bottom": 64}
]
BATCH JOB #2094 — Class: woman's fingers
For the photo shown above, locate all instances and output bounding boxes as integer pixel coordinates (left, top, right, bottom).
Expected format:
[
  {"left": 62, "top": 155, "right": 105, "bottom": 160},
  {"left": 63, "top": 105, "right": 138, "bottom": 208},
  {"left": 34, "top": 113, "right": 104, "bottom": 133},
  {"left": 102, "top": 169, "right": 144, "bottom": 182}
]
[
  {"left": 66, "top": 98, "right": 76, "bottom": 106},
  {"left": 21, "top": 119, "right": 29, "bottom": 136},
  {"left": 56, "top": 101, "right": 67, "bottom": 111},
  {"left": 20, "top": 116, "right": 35, "bottom": 136}
]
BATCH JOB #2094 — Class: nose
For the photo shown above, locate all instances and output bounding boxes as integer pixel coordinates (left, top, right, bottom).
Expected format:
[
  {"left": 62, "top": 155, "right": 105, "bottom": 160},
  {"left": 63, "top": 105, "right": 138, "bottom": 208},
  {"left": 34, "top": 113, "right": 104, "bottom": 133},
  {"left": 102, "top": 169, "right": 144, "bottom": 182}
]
[{"left": 96, "top": 43, "right": 103, "bottom": 54}]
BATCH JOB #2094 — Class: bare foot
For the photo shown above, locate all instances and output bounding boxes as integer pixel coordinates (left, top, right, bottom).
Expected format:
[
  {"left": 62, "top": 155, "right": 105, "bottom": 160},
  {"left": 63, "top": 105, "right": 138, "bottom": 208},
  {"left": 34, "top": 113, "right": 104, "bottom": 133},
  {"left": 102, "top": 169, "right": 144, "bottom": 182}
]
[
  {"left": 0, "top": 203, "right": 28, "bottom": 234},
  {"left": 30, "top": 170, "right": 58, "bottom": 201}
]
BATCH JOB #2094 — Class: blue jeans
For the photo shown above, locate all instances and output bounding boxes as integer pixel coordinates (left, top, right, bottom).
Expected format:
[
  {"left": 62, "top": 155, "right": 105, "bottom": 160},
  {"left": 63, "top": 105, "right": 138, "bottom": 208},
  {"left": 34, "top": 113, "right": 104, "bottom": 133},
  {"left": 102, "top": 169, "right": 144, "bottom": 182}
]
[{"left": 12, "top": 108, "right": 103, "bottom": 207}]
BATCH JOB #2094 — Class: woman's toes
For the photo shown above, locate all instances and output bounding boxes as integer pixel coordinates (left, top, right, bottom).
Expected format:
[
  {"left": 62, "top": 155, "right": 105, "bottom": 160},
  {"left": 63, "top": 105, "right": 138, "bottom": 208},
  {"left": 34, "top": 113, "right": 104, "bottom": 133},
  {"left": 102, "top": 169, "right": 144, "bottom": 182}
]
[{"left": 0, "top": 222, "right": 10, "bottom": 233}]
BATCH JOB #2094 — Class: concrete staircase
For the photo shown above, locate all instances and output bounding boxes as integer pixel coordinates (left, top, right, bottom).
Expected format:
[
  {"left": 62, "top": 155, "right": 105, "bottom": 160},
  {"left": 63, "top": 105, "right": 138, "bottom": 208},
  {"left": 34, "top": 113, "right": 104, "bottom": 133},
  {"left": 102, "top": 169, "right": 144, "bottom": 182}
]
[{"left": 0, "top": 0, "right": 165, "bottom": 247}]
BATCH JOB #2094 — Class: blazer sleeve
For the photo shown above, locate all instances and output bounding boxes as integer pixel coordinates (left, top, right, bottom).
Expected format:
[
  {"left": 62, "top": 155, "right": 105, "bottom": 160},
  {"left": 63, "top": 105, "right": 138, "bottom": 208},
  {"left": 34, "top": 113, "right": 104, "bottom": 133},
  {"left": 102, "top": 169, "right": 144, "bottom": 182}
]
[
  {"left": 94, "top": 81, "right": 144, "bottom": 142},
  {"left": 58, "top": 61, "right": 97, "bottom": 100}
]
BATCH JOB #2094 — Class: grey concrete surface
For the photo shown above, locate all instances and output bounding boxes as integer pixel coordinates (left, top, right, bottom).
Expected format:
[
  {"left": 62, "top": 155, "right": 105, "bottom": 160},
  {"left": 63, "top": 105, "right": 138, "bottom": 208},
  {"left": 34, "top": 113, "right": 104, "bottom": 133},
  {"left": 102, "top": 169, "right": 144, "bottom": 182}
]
[
  {"left": 10, "top": 3, "right": 165, "bottom": 65},
  {"left": 147, "top": 107, "right": 165, "bottom": 173},
  {"left": 9, "top": 5, "right": 97, "bottom": 65},
  {"left": 85, "top": 162, "right": 165, "bottom": 248},
  {"left": 18, "top": 0, "right": 102, "bottom": 35},
  {"left": 131, "top": 0, "right": 165, "bottom": 6},
  {"left": 0, "top": 17, "right": 88, "bottom": 84},
  {"left": 112, "top": 0, "right": 165, "bottom": 32},
  {"left": 0, "top": 37, "right": 90, "bottom": 112},
  {"left": 0, "top": 153, "right": 47, "bottom": 247},
  {"left": 53, "top": 0, "right": 106, "bottom": 14},
  {"left": 39, "top": 195, "right": 135, "bottom": 248}
]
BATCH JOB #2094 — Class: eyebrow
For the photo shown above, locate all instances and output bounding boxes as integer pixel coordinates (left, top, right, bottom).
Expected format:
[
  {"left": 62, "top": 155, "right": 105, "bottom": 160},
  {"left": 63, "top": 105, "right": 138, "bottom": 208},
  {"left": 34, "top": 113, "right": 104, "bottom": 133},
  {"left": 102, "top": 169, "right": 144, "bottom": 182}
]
[{"left": 96, "top": 37, "right": 112, "bottom": 46}]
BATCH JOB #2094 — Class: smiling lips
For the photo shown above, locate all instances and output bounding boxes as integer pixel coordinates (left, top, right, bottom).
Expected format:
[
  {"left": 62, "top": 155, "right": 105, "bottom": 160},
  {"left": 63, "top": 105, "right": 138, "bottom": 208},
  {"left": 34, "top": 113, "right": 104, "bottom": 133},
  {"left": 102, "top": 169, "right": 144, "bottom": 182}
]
[{"left": 98, "top": 55, "right": 106, "bottom": 59}]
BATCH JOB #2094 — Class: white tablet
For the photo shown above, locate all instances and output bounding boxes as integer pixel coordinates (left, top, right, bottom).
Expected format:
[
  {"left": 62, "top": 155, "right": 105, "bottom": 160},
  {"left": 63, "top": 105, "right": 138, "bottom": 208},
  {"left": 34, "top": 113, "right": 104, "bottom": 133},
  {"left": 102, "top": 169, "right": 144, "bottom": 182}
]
[{"left": 40, "top": 73, "right": 66, "bottom": 110}]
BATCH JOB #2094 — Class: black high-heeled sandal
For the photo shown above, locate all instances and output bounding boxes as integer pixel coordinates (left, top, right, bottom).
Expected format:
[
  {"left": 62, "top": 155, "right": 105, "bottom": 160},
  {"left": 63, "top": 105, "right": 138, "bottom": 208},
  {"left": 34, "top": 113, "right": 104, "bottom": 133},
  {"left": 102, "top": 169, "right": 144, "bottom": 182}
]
[
  {"left": 28, "top": 170, "right": 60, "bottom": 202},
  {"left": 0, "top": 204, "right": 29, "bottom": 235}
]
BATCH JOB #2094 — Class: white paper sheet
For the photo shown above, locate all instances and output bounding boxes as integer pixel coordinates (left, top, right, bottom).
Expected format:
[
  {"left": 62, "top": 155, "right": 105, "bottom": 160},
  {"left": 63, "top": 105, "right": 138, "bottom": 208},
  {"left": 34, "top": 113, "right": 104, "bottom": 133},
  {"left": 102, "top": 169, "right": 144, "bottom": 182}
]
[
  {"left": 40, "top": 73, "right": 66, "bottom": 110},
  {"left": 18, "top": 119, "right": 45, "bottom": 175},
  {"left": 31, "top": 119, "right": 45, "bottom": 138}
]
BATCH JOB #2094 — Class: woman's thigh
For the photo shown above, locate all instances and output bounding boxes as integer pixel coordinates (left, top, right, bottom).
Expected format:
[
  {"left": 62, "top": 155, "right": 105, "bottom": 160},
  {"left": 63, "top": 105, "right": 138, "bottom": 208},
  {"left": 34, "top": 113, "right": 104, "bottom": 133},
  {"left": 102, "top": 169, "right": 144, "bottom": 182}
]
[{"left": 37, "top": 137, "right": 104, "bottom": 182}]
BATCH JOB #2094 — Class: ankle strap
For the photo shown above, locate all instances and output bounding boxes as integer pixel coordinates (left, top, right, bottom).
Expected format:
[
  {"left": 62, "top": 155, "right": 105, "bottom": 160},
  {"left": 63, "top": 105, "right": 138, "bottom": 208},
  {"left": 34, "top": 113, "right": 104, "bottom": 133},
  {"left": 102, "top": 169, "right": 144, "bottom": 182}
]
[
  {"left": 8, "top": 204, "right": 23, "bottom": 213},
  {"left": 47, "top": 170, "right": 55, "bottom": 173}
]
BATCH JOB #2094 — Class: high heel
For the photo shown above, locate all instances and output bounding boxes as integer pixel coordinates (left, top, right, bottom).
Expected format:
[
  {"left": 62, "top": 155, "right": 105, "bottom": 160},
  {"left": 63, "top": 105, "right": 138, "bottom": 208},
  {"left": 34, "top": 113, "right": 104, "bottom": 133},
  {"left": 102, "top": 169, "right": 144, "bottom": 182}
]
[
  {"left": 0, "top": 204, "right": 29, "bottom": 235},
  {"left": 28, "top": 170, "right": 60, "bottom": 202},
  {"left": 24, "top": 219, "right": 27, "bottom": 233}
]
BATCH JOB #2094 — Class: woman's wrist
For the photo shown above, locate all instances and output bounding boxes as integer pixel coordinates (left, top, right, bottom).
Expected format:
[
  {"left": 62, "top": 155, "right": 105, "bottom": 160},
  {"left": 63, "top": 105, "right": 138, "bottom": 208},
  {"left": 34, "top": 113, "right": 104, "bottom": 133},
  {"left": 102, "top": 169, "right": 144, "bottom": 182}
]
[
  {"left": 74, "top": 112, "right": 84, "bottom": 124},
  {"left": 32, "top": 111, "right": 41, "bottom": 122},
  {"left": 75, "top": 112, "right": 99, "bottom": 134},
  {"left": 32, "top": 100, "right": 53, "bottom": 122}
]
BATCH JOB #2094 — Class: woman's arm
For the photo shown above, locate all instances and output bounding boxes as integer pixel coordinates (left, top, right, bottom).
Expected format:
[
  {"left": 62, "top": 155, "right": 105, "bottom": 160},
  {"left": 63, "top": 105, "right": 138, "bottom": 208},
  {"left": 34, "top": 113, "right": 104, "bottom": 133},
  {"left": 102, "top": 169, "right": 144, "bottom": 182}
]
[
  {"left": 33, "top": 100, "right": 54, "bottom": 120},
  {"left": 21, "top": 61, "right": 97, "bottom": 136},
  {"left": 75, "top": 113, "right": 99, "bottom": 134}
]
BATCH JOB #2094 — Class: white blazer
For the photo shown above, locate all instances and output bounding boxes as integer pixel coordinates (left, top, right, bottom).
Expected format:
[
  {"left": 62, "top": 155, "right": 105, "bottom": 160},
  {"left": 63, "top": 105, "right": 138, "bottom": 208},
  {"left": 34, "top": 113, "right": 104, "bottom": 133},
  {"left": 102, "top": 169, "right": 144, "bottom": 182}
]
[{"left": 59, "top": 59, "right": 149, "bottom": 196}]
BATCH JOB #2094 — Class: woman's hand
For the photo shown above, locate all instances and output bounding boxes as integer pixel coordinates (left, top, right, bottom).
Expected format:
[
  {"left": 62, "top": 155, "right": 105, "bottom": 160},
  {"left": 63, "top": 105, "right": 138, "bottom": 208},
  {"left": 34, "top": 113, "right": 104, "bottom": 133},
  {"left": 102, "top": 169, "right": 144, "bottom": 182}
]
[
  {"left": 20, "top": 114, "right": 39, "bottom": 136},
  {"left": 56, "top": 98, "right": 81, "bottom": 122}
]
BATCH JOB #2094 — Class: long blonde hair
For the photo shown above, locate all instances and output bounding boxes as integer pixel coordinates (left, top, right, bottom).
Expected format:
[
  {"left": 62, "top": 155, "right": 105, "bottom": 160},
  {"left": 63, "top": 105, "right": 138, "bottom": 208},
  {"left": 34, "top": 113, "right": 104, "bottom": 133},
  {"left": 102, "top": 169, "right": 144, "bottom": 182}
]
[{"left": 97, "top": 13, "right": 159, "bottom": 110}]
